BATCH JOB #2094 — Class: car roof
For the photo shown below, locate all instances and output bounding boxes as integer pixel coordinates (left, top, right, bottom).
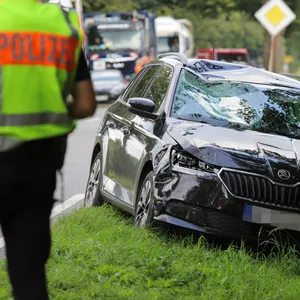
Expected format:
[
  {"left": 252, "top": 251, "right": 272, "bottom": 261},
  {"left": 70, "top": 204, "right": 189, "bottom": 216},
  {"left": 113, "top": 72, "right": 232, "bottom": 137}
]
[{"left": 157, "top": 55, "right": 300, "bottom": 90}]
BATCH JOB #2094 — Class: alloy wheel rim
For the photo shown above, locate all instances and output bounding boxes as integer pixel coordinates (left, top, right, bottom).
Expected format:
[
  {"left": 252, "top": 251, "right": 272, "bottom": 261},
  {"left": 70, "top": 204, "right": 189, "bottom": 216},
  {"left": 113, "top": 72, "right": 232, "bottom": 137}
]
[
  {"left": 85, "top": 158, "right": 101, "bottom": 207},
  {"left": 135, "top": 180, "right": 152, "bottom": 227}
]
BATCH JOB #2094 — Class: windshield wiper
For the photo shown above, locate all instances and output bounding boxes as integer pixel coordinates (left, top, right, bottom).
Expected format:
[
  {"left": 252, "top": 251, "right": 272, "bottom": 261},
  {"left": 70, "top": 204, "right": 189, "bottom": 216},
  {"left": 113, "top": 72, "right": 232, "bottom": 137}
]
[
  {"left": 176, "top": 116, "right": 209, "bottom": 124},
  {"left": 287, "top": 124, "right": 300, "bottom": 130},
  {"left": 113, "top": 47, "right": 137, "bottom": 52}
]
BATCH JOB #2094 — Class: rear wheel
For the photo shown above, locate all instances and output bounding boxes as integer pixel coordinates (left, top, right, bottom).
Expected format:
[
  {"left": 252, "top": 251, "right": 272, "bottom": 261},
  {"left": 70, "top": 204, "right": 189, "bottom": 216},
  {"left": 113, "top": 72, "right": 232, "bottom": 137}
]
[
  {"left": 134, "top": 171, "right": 155, "bottom": 228},
  {"left": 84, "top": 153, "right": 104, "bottom": 207}
]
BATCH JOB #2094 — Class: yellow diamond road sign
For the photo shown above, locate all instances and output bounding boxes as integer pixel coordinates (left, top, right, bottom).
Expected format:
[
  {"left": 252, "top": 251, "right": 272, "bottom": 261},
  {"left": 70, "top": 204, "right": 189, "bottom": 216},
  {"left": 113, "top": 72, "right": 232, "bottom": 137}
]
[
  {"left": 255, "top": 0, "right": 296, "bottom": 36},
  {"left": 265, "top": 5, "right": 286, "bottom": 26}
]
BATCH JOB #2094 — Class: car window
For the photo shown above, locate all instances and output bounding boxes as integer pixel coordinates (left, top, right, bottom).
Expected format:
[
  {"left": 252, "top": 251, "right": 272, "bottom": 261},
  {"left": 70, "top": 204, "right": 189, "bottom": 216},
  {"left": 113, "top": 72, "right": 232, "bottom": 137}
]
[
  {"left": 171, "top": 69, "right": 300, "bottom": 139},
  {"left": 143, "top": 65, "right": 173, "bottom": 113},
  {"left": 123, "top": 65, "right": 160, "bottom": 103},
  {"left": 118, "top": 68, "right": 147, "bottom": 101}
]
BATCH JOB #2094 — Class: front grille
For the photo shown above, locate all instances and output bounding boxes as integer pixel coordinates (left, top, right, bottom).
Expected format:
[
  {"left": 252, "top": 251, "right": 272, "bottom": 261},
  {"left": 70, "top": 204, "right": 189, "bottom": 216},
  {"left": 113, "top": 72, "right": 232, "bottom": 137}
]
[
  {"left": 205, "top": 209, "right": 252, "bottom": 237},
  {"left": 218, "top": 169, "right": 300, "bottom": 210}
]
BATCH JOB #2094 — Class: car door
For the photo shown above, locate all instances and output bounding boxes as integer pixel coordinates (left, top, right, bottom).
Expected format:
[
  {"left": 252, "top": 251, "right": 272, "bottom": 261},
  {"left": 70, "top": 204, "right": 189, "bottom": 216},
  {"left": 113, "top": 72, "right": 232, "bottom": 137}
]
[
  {"left": 102, "top": 65, "right": 161, "bottom": 206},
  {"left": 116, "top": 64, "right": 174, "bottom": 207}
]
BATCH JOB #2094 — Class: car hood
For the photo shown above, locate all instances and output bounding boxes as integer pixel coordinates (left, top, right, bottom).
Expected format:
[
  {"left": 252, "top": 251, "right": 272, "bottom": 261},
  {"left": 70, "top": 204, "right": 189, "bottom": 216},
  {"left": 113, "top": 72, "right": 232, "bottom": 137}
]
[{"left": 167, "top": 121, "right": 300, "bottom": 184}]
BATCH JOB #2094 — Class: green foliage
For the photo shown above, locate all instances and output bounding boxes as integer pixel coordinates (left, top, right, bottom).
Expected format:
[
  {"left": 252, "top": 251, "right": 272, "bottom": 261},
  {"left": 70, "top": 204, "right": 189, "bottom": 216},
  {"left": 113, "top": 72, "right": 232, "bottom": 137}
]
[
  {"left": 285, "top": 1, "right": 300, "bottom": 73},
  {"left": 185, "top": 11, "right": 264, "bottom": 55},
  {"left": 82, "top": 0, "right": 136, "bottom": 13}
]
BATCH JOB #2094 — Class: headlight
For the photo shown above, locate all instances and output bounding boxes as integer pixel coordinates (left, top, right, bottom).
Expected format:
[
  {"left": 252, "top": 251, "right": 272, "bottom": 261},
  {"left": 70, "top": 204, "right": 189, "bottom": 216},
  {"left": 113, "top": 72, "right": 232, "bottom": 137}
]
[
  {"left": 171, "top": 148, "right": 217, "bottom": 173},
  {"left": 154, "top": 148, "right": 168, "bottom": 167}
]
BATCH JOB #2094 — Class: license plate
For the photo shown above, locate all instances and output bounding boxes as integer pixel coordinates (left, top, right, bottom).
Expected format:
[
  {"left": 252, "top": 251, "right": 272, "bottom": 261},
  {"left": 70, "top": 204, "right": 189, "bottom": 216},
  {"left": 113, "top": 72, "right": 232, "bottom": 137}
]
[
  {"left": 243, "top": 204, "right": 300, "bottom": 232},
  {"left": 96, "top": 95, "right": 109, "bottom": 101},
  {"left": 93, "top": 60, "right": 106, "bottom": 70}
]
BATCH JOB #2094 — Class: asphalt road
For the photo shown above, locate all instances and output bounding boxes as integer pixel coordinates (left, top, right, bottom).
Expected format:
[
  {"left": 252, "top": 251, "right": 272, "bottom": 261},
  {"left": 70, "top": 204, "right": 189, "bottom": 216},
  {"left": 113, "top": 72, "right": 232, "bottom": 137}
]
[{"left": 0, "top": 103, "right": 110, "bottom": 240}]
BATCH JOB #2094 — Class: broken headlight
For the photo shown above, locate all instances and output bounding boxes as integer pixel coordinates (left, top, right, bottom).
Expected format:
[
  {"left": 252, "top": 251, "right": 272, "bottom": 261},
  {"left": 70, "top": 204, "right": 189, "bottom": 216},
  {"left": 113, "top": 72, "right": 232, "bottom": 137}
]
[
  {"left": 171, "top": 148, "right": 217, "bottom": 173},
  {"left": 154, "top": 148, "right": 168, "bottom": 167}
]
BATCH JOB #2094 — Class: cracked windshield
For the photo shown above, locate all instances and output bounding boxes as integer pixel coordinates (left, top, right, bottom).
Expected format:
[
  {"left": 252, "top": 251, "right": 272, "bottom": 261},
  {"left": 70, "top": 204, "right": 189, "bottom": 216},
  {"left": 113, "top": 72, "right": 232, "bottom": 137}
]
[
  {"left": 1, "top": 0, "right": 300, "bottom": 299},
  {"left": 172, "top": 70, "right": 300, "bottom": 139}
]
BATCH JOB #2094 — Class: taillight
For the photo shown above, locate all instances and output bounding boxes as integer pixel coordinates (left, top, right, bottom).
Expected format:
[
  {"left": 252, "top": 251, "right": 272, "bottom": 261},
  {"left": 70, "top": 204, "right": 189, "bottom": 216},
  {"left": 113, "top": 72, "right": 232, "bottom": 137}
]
[
  {"left": 129, "top": 52, "right": 139, "bottom": 59},
  {"left": 90, "top": 54, "right": 100, "bottom": 61}
]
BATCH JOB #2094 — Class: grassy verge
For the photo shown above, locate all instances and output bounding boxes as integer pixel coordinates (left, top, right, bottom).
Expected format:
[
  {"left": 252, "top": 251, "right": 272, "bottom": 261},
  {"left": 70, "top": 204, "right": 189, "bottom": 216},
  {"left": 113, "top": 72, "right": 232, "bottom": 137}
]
[{"left": 1, "top": 206, "right": 300, "bottom": 299}]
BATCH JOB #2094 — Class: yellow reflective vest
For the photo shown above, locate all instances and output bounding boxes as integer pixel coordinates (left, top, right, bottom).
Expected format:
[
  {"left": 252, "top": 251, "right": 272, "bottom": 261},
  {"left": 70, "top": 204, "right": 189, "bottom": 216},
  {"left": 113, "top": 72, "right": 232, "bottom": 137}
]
[{"left": 0, "top": 0, "right": 83, "bottom": 151}]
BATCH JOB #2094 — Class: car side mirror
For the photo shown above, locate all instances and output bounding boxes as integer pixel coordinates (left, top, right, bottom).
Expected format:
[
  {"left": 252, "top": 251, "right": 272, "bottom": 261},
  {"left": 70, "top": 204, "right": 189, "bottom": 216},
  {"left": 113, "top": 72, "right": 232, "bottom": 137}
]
[
  {"left": 128, "top": 98, "right": 158, "bottom": 120},
  {"left": 129, "top": 97, "right": 155, "bottom": 113}
]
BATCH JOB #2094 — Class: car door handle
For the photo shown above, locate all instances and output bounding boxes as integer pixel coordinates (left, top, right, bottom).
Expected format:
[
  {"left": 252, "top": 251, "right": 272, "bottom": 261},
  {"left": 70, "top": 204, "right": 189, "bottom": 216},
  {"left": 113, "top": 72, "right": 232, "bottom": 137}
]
[
  {"left": 107, "top": 120, "right": 115, "bottom": 128},
  {"left": 120, "top": 126, "right": 130, "bottom": 135}
]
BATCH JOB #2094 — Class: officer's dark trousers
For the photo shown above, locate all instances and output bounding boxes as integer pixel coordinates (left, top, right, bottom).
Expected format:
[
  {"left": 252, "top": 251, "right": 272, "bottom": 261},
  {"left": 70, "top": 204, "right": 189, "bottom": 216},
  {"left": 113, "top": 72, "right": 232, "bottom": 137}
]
[{"left": 0, "top": 139, "right": 64, "bottom": 300}]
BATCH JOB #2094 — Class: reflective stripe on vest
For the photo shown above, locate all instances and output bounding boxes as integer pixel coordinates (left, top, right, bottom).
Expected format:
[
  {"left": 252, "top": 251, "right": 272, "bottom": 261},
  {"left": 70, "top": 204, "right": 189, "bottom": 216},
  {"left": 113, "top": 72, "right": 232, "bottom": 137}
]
[{"left": 0, "top": 112, "right": 73, "bottom": 126}]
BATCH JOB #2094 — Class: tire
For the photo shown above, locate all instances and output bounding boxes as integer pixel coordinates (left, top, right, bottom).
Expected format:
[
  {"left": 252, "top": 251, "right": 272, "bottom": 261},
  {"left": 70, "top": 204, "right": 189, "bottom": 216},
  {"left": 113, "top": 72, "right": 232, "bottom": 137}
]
[
  {"left": 84, "top": 153, "right": 104, "bottom": 207},
  {"left": 134, "top": 171, "right": 155, "bottom": 228}
]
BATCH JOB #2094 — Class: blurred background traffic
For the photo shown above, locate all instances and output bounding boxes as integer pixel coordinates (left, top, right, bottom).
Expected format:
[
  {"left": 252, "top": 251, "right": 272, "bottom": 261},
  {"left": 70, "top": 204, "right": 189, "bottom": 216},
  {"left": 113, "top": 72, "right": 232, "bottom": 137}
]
[{"left": 47, "top": 0, "right": 299, "bottom": 102}]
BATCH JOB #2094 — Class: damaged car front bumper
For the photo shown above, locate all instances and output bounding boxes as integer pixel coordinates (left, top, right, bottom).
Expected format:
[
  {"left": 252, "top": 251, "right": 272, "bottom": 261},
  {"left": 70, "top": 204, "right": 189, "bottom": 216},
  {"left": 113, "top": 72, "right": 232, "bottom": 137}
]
[{"left": 152, "top": 145, "right": 300, "bottom": 244}]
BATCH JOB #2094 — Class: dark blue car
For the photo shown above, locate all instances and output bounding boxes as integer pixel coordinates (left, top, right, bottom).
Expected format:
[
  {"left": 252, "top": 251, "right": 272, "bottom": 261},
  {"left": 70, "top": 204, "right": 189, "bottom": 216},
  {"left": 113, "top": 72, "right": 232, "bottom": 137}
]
[
  {"left": 91, "top": 70, "right": 128, "bottom": 103},
  {"left": 85, "top": 53, "right": 300, "bottom": 245}
]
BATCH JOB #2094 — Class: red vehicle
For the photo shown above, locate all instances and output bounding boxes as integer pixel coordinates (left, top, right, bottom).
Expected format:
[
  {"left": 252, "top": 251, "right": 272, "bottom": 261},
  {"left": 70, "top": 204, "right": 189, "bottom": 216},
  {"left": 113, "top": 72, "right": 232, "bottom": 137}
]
[{"left": 197, "top": 48, "right": 252, "bottom": 65}]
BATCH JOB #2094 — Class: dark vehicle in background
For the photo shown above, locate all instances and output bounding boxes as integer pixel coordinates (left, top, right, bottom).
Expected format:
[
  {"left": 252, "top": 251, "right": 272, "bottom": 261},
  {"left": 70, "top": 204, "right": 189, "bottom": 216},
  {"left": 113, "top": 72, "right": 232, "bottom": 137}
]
[
  {"left": 197, "top": 48, "right": 252, "bottom": 65},
  {"left": 84, "top": 53, "right": 300, "bottom": 245},
  {"left": 282, "top": 73, "right": 300, "bottom": 82},
  {"left": 83, "top": 11, "right": 157, "bottom": 76},
  {"left": 91, "top": 70, "right": 128, "bottom": 103}
]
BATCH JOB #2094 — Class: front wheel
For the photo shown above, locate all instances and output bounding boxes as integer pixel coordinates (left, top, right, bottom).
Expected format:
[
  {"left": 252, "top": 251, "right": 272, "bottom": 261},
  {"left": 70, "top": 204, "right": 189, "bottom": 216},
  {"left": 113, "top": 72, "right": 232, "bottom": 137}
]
[
  {"left": 84, "top": 153, "right": 104, "bottom": 207},
  {"left": 134, "top": 171, "right": 155, "bottom": 228}
]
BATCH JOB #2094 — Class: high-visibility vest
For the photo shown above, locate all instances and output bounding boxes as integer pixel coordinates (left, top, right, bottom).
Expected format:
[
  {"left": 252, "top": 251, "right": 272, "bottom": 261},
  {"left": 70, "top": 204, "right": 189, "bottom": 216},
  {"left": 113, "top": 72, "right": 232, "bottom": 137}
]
[
  {"left": 0, "top": 0, "right": 83, "bottom": 152},
  {"left": 134, "top": 56, "right": 153, "bottom": 74}
]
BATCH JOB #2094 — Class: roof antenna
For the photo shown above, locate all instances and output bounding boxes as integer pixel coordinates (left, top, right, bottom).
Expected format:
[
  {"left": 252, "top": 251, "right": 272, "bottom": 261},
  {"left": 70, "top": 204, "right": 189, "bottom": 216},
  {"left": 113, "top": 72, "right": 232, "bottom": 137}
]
[{"left": 212, "top": 42, "right": 215, "bottom": 60}]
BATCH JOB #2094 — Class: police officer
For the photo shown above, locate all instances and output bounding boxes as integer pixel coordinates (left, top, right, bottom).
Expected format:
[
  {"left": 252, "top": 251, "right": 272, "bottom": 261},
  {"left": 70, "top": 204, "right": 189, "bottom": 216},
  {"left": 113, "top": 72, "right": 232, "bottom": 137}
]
[
  {"left": 0, "top": 1, "right": 96, "bottom": 299},
  {"left": 87, "top": 19, "right": 104, "bottom": 47},
  {"left": 134, "top": 49, "right": 154, "bottom": 74}
]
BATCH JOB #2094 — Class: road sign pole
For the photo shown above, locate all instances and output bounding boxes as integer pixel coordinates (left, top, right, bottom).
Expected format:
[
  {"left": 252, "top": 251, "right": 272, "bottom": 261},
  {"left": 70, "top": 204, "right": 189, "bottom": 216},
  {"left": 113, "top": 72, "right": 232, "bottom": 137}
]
[
  {"left": 268, "top": 35, "right": 276, "bottom": 72},
  {"left": 255, "top": 0, "right": 296, "bottom": 72}
]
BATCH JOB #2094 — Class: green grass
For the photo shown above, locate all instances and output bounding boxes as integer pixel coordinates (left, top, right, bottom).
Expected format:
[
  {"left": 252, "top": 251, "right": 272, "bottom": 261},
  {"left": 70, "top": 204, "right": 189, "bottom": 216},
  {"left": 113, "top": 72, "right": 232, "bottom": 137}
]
[{"left": 1, "top": 206, "right": 300, "bottom": 299}]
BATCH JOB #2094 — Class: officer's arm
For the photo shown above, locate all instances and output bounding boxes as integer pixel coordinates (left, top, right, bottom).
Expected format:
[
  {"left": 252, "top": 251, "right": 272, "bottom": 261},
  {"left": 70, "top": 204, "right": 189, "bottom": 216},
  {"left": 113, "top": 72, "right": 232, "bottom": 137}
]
[{"left": 68, "top": 51, "right": 97, "bottom": 119}]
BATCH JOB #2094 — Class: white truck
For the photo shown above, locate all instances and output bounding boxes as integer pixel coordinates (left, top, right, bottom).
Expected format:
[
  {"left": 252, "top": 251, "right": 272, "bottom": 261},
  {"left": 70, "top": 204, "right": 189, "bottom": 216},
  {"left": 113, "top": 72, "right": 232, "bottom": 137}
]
[
  {"left": 155, "top": 16, "right": 194, "bottom": 58},
  {"left": 41, "top": 0, "right": 83, "bottom": 16}
]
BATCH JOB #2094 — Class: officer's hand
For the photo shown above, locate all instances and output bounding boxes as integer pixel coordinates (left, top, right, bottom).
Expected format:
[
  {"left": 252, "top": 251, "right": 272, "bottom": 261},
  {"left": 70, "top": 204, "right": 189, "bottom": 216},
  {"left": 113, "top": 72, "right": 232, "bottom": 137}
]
[{"left": 68, "top": 79, "right": 96, "bottom": 119}]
